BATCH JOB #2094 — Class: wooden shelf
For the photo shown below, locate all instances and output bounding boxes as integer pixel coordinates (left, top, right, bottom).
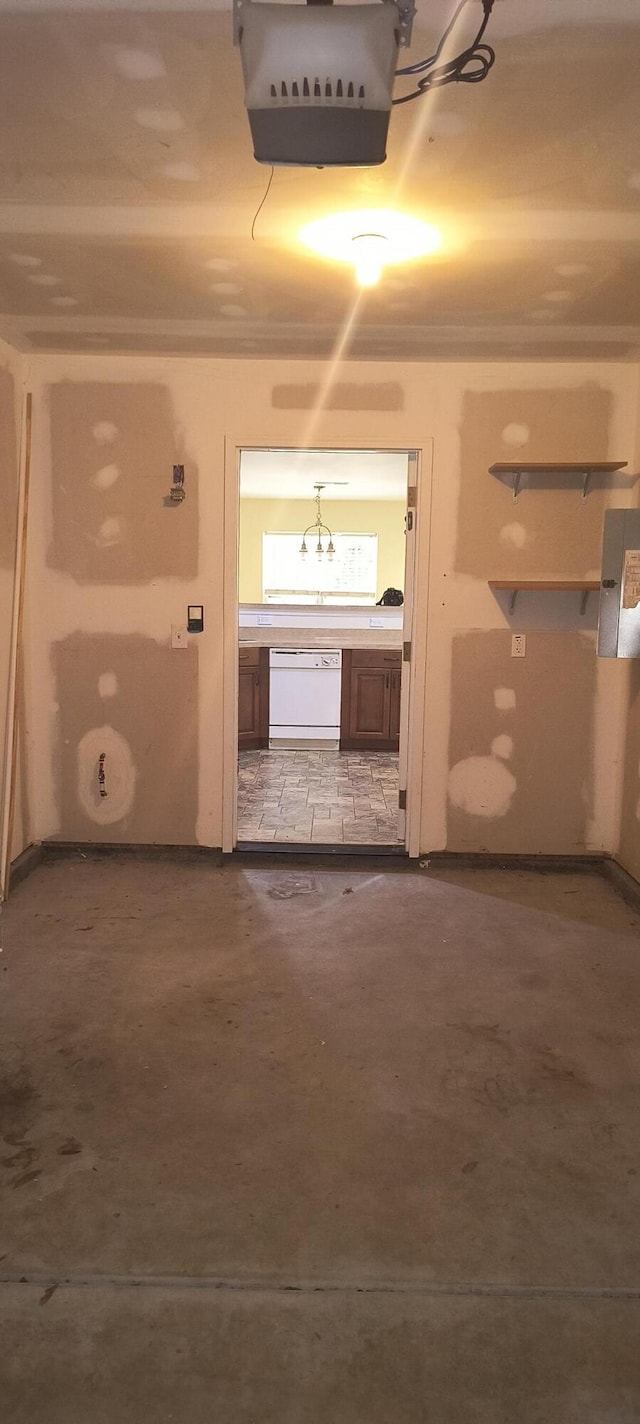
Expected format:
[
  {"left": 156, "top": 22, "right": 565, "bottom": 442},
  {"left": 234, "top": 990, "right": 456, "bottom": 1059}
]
[
  {"left": 489, "top": 461, "right": 627, "bottom": 501},
  {"left": 488, "top": 579, "right": 600, "bottom": 615}
]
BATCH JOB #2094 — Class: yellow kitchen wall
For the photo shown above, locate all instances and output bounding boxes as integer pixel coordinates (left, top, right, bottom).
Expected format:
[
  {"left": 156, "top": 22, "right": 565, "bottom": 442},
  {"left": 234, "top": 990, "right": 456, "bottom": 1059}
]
[
  {"left": 21, "top": 353, "right": 640, "bottom": 863},
  {"left": 238, "top": 497, "right": 407, "bottom": 603}
]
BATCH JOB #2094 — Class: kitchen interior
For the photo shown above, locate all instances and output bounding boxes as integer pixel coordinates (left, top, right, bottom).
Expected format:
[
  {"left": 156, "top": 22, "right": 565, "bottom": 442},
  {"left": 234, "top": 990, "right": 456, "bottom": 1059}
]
[{"left": 237, "top": 448, "right": 409, "bottom": 846}]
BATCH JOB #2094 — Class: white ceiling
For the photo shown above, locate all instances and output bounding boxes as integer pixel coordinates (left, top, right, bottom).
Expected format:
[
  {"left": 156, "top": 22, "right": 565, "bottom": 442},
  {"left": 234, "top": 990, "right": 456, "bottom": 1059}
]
[
  {"left": 0, "top": 0, "right": 639, "bottom": 359},
  {"left": 239, "top": 448, "right": 409, "bottom": 500}
]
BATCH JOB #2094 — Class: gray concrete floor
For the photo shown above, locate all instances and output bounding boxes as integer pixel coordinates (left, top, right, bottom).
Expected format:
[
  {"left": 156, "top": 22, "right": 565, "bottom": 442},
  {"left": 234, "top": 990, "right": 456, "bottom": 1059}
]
[{"left": 1, "top": 856, "right": 640, "bottom": 1421}]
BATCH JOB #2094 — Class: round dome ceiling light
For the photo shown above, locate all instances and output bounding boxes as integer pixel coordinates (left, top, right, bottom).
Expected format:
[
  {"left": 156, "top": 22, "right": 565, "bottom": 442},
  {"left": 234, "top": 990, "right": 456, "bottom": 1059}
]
[{"left": 299, "top": 209, "right": 442, "bottom": 288}]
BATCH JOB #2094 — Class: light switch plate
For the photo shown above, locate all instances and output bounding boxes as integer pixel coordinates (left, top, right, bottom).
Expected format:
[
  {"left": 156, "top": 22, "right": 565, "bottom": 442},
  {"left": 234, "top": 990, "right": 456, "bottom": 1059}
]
[
  {"left": 171, "top": 624, "right": 188, "bottom": 649},
  {"left": 511, "top": 633, "right": 526, "bottom": 658}
]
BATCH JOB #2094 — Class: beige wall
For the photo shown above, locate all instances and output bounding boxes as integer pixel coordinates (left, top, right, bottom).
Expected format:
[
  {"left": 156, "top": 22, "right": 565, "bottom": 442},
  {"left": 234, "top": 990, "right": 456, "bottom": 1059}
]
[
  {"left": 22, "top": 354, "right": 640, "bottom": 858},
  {"left": 238, "top": 497, "right": 406, "bottom": 604},
  {"left": 0, "top": 338, "right": 27, "bottom": 874}
]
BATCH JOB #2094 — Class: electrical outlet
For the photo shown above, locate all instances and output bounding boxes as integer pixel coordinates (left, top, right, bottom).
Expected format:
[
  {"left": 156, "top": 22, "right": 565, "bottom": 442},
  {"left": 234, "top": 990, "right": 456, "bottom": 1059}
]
[
  {"left": 171, "top": 624, "right": 188, "bottom": 650},
  {"left": 511, "top": 633, "right": 526, "bottom": 658}
]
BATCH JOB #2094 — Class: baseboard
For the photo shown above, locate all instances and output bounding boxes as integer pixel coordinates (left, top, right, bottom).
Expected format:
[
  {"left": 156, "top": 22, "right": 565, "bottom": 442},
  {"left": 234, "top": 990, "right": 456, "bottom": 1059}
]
[
  {"left": 8, "top": 842, "right": 43, "bottom": 890},
  {"left": 42, "top": 841, "right": 223, "bottom": 864},
  {"left": 420, "top": 851, "right": 606, "bottom": 873},
  {"left": 601, "top": 858, "right": 640, "bottom": 913}
]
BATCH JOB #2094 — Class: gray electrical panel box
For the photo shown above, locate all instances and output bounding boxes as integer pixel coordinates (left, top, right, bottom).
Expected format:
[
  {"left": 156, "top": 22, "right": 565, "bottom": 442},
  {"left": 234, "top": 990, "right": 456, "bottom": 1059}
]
[{"left": 597, "top": 509, "right": 640, "bottom": 658}]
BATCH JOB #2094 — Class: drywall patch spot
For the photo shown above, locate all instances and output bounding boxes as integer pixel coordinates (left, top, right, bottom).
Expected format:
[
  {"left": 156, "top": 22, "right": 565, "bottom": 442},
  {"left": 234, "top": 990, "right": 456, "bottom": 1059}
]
[
  {"left": 96, "top": 516, "right": 123, "bottom": 547},
  {"left": 77, "top": 725, "right": 136, "bottom": 825},
  {"left": 204, "top": 258, "right": 237, "bottom": 272},
  {"left": 219, "top": 303, "right": 248, "bottom": 318},
  {"left": 500, "top": 522, "right": 527, "bottom": 549},
  {"left": 93, "top": 463, "right": 120, "bottom": 490},
  {"left": 134, "top": 107, "right": 185, "bottom": 132},
  {"left": 9, "top": 253, "right": 41, "bottom": 267},
  {"left": 272, "top": 383, "right": 404, "bottom": 411},
  {"left": 491, "top": 734, "right": 514, "bottom": 761},
  {"left": 427, "top": 110, "right": 467, "bottom": 137},
  {"left": 211, "top": 282, "right": 242, "bottom": 296},
  {"left": 543, "top": 289, "right": 572, "bottom": 303},
  {"left": 28, "top": 274, "right": 62, "bottom": 287},
  {"left": 555, "top": 263, "right": 590, "bottom": 278},
  {"left": 92, "top": 421, "right": 118, "bottom": 444},
  {"left": 50, "top": 296, "right": 78, "bottom": 307},
  {"left": 627, "top": 172, "right": 640, "bottom": 191},
  {"left": 502, "top": 423, "right": 530, "bottom": 448},
  {"left": 111, "top": 47, "right": 166, "bottom": 80},
  {"left": 494, "top": 687, "right": 516, "bottom": 711},
  {"left": 98, "top": 671, "right": 118, "bottom": 699},
  {"left": 162, "top": 162, "right": 201, "bottom": 182},
  {"left": 448, "top": 755, "right": 516, "bottom": 819}
]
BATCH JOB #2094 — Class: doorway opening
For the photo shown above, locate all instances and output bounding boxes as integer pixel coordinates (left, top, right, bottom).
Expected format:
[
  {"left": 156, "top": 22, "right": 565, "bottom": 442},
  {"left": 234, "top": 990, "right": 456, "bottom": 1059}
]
[{"left": 234, "top": 447, "right": 419, "bottom": 851}]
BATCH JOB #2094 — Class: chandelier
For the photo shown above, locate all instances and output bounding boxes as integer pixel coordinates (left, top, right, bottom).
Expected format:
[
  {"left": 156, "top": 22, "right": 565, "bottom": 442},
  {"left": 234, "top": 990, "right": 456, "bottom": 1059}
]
[{"left": 299, "top": 484, "right": 335, "bottom": 560}]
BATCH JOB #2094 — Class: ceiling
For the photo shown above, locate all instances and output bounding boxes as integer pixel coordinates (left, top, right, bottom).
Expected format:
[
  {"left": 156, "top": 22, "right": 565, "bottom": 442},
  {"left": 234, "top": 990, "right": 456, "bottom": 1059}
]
[
  {"left": 1, "top": 0, "right": 640, "bottom": 360},
  {"left": 239, "top": 448, "right": 409, "bottom": 499}
]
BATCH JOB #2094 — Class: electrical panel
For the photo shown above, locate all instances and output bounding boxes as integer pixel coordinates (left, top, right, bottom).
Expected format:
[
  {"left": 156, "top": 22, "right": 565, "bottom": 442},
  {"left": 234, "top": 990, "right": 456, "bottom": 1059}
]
[{"left": 597, "top": 510, "right": 640, "bottom": 658}]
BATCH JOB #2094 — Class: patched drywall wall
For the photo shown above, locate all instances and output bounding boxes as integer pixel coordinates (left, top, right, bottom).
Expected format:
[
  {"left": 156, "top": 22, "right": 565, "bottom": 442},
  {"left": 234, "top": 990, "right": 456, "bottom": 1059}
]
[
  {"left": 0, "top": 345, "right": 29, "bottom": 869},
  {"left": 456, "top": 385, "right": 613, "bottom": 579},
  {"left": 272, "top": 384, "right": 404, "bottom": 411},
  {"left": 447, "top": 631, "right": 596, "bottom": 853},
  {"left": 48, "top": 382, "right": 198, "bottom": 583},
  {"left": 52, "top": 634, "right": 198, "bottom": 845},
  {"left": 23, "top": 355, "right": 640, "bottom": 855},
  {"left": 0, "top": 362, "right": 18, "bottom": 840},
  {"left": 238, "top": 497, "right": 407, "bottom": 604}
]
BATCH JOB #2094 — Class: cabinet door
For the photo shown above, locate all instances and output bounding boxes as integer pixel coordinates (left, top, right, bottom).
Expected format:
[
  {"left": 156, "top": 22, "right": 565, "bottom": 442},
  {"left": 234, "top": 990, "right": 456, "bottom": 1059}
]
[
  {"left": 389, "top": 668, "right": 402, "bottom": 744},
  {"left": 238, "top": 650, "right": 270, "bottom": 750},
  {"left": 238, "top": 668, "right": 261, "bottom": 747},
  {"left": 350, "top": 668, "right": 390, "bottom": 739}
]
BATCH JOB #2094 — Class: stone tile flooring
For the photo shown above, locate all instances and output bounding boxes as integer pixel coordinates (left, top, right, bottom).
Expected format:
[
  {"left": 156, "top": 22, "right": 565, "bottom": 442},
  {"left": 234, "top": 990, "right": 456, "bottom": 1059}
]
[{"left": 237, "top": 749, "right": 401, "bottom": 844}]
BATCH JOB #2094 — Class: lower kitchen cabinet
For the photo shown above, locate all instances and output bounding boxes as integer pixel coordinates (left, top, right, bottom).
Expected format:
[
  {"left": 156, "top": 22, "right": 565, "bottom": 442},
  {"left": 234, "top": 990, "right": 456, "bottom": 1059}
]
[
  {"left": 238, "top": 647, "right": 270, "bottom": 750},
  {"left": 340, "top": 649, "right": 402, "bottom": 751}
]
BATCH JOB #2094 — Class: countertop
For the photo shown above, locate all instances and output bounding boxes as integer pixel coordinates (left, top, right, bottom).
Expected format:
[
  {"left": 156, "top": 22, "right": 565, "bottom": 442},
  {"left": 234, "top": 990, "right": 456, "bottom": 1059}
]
[{"left": 239, "top": 628, "right": 403, "bottom": 650}]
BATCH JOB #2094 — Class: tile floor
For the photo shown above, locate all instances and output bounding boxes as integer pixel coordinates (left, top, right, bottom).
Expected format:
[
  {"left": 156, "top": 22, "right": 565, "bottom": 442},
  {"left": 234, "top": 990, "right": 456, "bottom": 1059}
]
[{"left": 237, "top": 748, "right": 401, "bottom": 844}]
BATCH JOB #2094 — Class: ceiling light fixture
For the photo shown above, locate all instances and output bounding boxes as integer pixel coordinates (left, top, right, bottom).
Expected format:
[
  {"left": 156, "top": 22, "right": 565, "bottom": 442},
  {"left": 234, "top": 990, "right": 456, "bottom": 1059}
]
[
  {"left": 299, "top": 484, "right": 335, "bottom": 561},
  {"left": 299, "top": 208, "right": 441, "bottom": 287}
]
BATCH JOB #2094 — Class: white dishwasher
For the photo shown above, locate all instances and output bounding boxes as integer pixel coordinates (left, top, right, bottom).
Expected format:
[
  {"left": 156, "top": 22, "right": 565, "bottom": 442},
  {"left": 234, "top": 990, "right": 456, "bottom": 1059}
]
[{"left": 269, "top": 649, "right": 342, "bottom": 747}]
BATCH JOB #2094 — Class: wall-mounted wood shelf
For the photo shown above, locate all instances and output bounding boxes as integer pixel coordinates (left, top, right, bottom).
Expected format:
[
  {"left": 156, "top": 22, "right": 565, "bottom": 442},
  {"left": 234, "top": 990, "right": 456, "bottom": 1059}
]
[
  {"left": 489, "top": 462, "right": 627, "bottom": 502},
  {"left": 488, "top": 579, "right": 601, "bottom": 615}
]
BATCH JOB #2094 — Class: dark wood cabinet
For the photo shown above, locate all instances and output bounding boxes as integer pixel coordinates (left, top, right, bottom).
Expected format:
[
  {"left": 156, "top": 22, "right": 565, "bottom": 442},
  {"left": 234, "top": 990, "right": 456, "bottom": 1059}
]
[
  {"left": 238, "top": 647, "right": 270, "bottom": 750},
  {"left": 340, "top": 649, "right": 402, "bottom": 751},
  {"left": 389, "top": 669, "right": 402, "bottom": 741}
]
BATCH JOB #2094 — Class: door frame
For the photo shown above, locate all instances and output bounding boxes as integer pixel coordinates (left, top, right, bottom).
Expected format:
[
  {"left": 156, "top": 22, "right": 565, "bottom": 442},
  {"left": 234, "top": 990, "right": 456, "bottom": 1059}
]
[{"left": 222, "top": 434, "right": 434, "bottom": 857}]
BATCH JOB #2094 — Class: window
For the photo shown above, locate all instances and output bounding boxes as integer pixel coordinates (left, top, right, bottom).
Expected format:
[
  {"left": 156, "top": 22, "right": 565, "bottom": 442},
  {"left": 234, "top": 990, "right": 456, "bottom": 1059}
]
[{"left": 262, "top": 532, "right": 378, "bottom": 605}]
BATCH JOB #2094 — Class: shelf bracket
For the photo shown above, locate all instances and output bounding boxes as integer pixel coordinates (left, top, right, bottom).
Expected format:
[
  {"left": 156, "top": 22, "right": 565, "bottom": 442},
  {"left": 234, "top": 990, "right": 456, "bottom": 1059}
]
[
  {"left": 509, "top": 589, "right": 518, "bottom": 615},
  {"left": 582, "top": 470, "right": 591, "bottom": 500},
  {"left": 580, "top": 590, "right": 590, "bottom": 616},
  {"left": 512, "top": 472, "right": 522, "bottom": 502}
]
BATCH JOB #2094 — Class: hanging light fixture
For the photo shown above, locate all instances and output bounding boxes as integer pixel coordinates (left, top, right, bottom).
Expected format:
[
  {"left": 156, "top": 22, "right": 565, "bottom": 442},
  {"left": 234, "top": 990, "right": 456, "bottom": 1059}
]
[{"left": 299, "top": 484, "right": 335, "bottom": 561}]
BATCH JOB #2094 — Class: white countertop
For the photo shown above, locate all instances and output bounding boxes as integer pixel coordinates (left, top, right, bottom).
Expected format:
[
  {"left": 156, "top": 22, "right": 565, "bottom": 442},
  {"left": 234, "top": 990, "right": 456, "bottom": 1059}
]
[{"left": 238, "top": 602, "right": 403, "bottom": 649}]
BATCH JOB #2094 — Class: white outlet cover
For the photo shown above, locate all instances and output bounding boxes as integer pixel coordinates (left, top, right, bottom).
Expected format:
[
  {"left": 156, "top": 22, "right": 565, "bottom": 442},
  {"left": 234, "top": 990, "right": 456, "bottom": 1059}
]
[{"left": 511, "top": 634, "right": 526, "bottom": 658}]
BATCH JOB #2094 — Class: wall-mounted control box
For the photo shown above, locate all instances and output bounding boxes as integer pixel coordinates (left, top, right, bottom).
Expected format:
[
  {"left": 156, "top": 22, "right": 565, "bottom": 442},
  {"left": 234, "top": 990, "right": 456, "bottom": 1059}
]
[
  {"left": 187, "top": 604, "right": 204, "bottom": 633},
  {"left": 598, "top": 510, "right": 640, "bottom": 658}
]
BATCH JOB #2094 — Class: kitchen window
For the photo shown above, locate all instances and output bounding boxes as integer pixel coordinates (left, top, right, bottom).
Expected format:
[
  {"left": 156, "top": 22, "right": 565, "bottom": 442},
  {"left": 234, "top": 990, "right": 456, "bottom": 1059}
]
[{"left": 262, "top": 532, "right": 378, "bottom": 605}]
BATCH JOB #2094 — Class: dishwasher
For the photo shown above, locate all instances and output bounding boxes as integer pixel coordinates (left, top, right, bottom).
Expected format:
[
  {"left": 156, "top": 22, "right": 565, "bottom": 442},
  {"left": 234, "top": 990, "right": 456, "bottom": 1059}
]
[{"left": 269, "top": 649, "right": 342, "bottom": 747}]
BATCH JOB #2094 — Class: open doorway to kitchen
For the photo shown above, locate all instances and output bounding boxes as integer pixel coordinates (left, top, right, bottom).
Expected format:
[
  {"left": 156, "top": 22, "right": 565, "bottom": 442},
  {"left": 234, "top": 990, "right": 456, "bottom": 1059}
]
[{"left": 234, "top": 448, "right": 418, "bottom": 850}]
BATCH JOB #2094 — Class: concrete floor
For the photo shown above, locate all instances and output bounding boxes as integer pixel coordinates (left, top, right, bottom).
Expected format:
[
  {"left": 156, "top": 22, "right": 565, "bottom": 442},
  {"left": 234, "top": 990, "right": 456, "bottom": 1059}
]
[{"left": 1, "top": 856, "right": 640, "bottom": 1421}]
